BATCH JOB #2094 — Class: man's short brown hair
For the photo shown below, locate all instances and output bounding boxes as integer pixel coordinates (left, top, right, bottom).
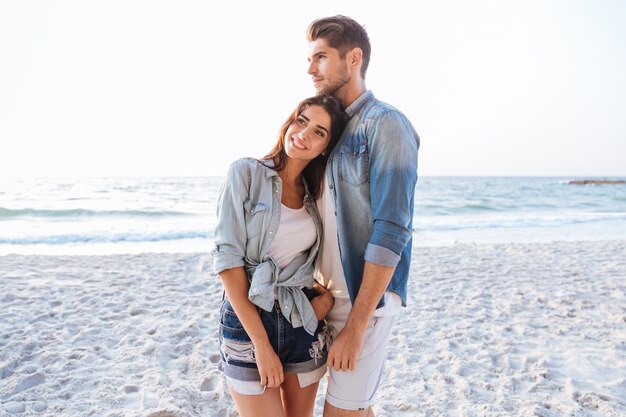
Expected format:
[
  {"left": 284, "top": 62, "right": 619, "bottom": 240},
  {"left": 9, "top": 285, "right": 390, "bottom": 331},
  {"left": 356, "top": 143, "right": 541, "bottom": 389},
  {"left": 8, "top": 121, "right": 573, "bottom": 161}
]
[{"left": 307, "top": 15, "right": 371, "bottom": 78}]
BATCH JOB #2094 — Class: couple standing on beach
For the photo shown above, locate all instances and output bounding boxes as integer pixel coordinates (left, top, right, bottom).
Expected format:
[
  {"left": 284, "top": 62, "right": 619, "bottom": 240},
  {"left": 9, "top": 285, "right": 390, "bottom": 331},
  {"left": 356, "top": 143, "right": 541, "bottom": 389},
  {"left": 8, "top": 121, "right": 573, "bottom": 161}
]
[{"left": 212, "top": 15, "right": 420, "bottom": 417}]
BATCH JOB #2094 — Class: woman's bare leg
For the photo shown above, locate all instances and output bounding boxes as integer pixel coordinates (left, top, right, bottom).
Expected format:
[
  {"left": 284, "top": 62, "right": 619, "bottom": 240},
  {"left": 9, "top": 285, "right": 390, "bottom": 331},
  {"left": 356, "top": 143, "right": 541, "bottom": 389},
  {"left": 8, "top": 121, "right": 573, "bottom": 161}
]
[
  {"left": 280, "top": 372, "right": 320, "bottom": 417},
  {"left": 229, "top": 385, "right": 286, "bottom": 417}
]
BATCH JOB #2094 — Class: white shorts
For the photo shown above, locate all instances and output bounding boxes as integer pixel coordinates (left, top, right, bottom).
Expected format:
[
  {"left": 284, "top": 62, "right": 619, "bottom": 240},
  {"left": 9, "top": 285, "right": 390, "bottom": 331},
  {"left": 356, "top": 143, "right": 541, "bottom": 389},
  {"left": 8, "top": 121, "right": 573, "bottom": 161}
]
[
  {"left": 325, "top": 298, "right": 397, "bottom": 411},
  {"left": 226, "top": 366, "right": 327, "bottom": 395}
]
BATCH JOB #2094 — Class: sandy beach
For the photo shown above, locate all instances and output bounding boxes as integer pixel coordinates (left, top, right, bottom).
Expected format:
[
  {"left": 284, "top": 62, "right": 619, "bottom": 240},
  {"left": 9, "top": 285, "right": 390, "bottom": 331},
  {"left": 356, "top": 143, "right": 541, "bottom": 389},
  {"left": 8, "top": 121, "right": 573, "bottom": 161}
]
[{"left": 1, "top": 239, "right": 625, "bottom": 417}]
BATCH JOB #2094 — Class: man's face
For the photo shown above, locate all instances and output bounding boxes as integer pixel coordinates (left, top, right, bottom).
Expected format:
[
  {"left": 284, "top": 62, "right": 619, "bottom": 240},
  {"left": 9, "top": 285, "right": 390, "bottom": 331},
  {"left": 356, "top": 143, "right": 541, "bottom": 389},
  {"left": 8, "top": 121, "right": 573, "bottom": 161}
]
[{"left": 307, "top": 38, "right": 350, "bottom": 96}]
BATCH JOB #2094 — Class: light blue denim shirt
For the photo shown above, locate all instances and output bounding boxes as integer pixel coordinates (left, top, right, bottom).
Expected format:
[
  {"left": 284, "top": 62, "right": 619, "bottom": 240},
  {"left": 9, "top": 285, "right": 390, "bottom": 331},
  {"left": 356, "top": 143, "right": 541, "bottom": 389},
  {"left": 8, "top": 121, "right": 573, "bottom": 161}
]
[
  {"left": 212, "top": 157, "right": 321, "bottom": 335},
  {"left": 326, "top": 90, "right": 420, "bottom": 307}
]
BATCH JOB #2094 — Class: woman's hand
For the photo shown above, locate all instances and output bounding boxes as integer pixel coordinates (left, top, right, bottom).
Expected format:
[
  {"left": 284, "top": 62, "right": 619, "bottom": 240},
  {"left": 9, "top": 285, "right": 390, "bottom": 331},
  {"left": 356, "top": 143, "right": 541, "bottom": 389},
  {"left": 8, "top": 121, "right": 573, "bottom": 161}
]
[
  {"left": 310, "top": 281, "right": 335, "bottom": 320},
  {"left": 253, "top": 341, "right": 284, "bottom": 388}
]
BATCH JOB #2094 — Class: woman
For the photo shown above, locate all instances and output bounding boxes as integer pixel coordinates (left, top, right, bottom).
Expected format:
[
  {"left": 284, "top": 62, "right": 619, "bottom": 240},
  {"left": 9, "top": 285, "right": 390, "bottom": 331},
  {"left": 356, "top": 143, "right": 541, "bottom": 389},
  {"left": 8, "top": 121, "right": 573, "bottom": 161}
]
[{"left": 212, "top": 94, "right": 345, "bottom": 417}]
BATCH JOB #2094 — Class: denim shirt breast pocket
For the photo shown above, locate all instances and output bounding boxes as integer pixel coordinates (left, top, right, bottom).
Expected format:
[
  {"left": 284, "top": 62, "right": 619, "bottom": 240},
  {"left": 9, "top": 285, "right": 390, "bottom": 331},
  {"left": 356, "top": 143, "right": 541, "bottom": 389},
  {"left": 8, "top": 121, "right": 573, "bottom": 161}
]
[
  {"left": 339, "top": 138, "right": 369, "bottom": 186},
  {"left": 243, "top": 199, "right": 267, "bottom": 240}
]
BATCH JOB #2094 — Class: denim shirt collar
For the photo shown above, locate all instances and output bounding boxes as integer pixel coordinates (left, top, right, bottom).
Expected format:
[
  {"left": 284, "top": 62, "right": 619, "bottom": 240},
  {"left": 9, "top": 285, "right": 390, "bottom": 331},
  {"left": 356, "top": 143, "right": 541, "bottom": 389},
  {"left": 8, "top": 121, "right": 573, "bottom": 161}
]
[
  {"left": 259, "top": 158, "right": 314, "bottom": 203},
  {"left": 344, "top": 90, "right": 374, "bottom": 119},
  {"left": 258, "top": 158, "right": 279, "bottom": 178}
]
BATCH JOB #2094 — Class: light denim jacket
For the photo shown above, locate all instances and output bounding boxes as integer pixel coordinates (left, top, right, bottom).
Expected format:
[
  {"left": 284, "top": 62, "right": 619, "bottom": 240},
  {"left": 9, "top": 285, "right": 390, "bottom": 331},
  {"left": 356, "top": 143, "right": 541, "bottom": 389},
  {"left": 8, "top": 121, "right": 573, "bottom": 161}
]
[
  {"left": 212, "top": 158, "right": 321, "bottom": 335},
  {"left": 326, "top": 90, "right": 419, "bottom": 307}
]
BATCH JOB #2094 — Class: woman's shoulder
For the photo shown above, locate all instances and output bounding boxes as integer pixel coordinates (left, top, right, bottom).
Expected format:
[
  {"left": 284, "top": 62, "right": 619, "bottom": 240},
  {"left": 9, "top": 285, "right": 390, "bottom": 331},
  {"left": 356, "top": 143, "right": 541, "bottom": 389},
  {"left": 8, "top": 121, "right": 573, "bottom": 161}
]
[
  {"left": 230, "top": 157, "right": 271, "bottom": 169},
  {"left": 226, "top": 158, "right": 275, "bottom": 183},
  {"left": 230, "top": 157, "right": 276, "bottom": 175},
  {"left": 226, "top": 157, "right": 255, "bottom": 174}
]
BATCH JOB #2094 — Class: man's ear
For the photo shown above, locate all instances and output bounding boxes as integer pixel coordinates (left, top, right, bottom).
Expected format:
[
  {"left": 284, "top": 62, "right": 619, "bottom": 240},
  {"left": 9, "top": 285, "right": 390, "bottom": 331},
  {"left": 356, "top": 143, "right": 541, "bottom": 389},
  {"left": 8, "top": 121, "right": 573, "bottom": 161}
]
[{"left": 349, "top": 47, "right": 363, "bottom": 69}]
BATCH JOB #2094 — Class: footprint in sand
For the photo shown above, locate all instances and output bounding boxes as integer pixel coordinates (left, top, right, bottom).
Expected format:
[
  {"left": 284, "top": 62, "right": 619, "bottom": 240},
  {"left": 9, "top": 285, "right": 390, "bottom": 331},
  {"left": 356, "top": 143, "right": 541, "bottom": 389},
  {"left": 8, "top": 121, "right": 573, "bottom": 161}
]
[
  {"left": 146, "top": 411, "right": 179, "bottom": 417},
  {"left": 6, "top": 401, "right": 48, "bottom": 414},
  {"left": 573, "top": 391, "right": 614, "bottom": 413},
  {"left": 1, "top": 372, "right": 46, "bottom": 401},
  {"left": 122, "top": 385, "right": 159, "bottom": 410},
  {"left": 216, "top": 409, "right": 230, "bottom": 417},
  {"left": 4, "top": 401, "right": 26, "bottom": 414},
  {"left": 199, "top": 374, "right": 223, "bottom": 393},
  {"left": 0, "top": 358, "right": 19, "bottom": 379},
  {"left": 32, "top": 401, "right": 48, "bottom": 412}
]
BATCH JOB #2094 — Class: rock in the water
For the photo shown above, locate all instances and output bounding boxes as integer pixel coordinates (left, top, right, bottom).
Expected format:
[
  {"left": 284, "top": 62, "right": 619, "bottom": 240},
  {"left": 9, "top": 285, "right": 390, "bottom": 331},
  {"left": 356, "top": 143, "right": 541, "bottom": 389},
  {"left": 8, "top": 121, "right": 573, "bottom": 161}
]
[{"left": 568, "top": 179, "right": 626, "bottom": 185}]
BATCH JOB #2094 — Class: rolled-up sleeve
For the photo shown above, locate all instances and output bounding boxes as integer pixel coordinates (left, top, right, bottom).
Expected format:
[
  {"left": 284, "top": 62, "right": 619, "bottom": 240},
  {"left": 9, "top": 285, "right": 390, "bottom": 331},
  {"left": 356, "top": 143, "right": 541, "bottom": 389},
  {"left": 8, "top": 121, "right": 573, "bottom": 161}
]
[
  {"left": 212, "top": 160, "right": 249, "bottom": 275},
  {"left": 366, "top": 110, "right": 419, "bottom": 267}
]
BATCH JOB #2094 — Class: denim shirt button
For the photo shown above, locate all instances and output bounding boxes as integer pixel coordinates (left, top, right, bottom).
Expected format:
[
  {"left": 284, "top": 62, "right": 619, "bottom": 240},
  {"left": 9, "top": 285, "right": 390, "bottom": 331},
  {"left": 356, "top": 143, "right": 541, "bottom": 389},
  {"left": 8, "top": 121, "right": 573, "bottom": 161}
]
[{"left": 329, "top": 184, "right": 334, "bottom": 189}]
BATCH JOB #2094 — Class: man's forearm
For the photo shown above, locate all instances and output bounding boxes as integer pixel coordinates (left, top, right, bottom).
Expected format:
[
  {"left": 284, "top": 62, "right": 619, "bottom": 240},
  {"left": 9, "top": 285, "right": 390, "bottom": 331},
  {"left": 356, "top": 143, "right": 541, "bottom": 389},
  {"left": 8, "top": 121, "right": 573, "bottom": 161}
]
[
  {"left": 345, "top": 261, "right": 395, "bottom": 331},
  {"left": 326, "top": 261, "right": 396, "bottom": 372}
]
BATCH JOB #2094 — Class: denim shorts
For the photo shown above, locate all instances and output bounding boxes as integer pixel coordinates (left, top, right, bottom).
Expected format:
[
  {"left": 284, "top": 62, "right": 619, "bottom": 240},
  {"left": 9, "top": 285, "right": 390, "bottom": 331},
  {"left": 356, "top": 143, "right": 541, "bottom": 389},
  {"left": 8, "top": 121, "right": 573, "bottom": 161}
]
[{"left": 218, "top": 294, "right": 330, "bottom": 387}]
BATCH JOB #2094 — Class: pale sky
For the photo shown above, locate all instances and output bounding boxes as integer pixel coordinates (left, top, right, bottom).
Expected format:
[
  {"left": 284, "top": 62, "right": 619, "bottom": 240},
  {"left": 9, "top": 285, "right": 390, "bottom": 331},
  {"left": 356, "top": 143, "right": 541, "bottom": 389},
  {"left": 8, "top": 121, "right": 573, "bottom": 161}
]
[{"left": 1, "top": 0, "right": 625, "bottom": 178}]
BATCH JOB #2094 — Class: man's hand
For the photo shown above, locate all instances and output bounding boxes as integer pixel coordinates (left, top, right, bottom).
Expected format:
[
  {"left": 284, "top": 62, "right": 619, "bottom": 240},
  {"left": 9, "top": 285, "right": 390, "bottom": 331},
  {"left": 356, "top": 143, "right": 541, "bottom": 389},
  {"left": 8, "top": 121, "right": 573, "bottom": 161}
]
[{"left": 326, "top": 323, "right": 367, "bottom": 372}]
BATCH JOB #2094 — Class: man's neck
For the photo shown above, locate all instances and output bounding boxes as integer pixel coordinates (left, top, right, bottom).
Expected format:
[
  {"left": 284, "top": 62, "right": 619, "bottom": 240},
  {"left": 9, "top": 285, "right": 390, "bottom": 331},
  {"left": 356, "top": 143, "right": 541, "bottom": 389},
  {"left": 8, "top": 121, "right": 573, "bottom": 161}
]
[{"left": 335, "top": 78, "right": 367, "bottom": 109}]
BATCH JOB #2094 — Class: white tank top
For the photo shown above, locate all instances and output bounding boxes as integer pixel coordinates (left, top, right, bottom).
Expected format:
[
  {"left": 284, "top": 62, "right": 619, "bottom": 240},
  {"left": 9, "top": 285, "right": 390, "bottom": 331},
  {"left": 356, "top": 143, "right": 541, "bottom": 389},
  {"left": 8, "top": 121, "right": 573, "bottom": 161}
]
[
  {"left": 315, "top": 177, "right": 350, "bottom": 299},
  {"left": 315, "top": 174, "right": 402, "bottom": 318},
  {"left": 267, "top": 204, "right": 316, "bottom": 270}
]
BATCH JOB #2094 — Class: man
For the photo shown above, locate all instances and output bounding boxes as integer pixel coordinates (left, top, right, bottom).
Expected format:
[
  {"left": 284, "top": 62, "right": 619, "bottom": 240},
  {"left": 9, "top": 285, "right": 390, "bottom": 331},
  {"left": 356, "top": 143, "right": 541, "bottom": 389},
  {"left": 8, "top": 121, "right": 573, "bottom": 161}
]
[{"left": 307, "top": 15, "right": 420, "bottom": 417}]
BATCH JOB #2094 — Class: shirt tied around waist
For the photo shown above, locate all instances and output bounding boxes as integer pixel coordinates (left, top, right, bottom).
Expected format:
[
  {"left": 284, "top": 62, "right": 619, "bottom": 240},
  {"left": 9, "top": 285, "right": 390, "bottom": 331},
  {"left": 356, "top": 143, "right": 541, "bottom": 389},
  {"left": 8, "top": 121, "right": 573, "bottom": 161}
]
[{"left": 247, "top": 252, "right": 318, "bottom": 335}]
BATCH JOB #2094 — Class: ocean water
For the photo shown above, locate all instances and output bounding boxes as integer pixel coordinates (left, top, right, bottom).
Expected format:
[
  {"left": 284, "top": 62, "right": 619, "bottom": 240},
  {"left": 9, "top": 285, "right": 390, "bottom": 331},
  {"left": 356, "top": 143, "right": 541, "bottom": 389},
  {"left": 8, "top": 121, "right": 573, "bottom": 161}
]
[{"left": 1, "top": 176, "right": 625, "bottom": 255}]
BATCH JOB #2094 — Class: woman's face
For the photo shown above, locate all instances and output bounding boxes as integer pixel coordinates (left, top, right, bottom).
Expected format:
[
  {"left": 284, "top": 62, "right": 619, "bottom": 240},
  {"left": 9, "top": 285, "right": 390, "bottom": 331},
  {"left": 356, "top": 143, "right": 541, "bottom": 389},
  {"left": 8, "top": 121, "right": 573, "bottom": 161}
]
[{"left": 284, "top": 105, "right": 332, "bottom": 162}]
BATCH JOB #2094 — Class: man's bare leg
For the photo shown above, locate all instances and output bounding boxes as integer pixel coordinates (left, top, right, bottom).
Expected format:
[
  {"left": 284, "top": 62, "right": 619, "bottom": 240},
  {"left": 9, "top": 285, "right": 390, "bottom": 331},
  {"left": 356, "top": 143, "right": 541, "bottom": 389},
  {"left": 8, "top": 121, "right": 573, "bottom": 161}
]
[{"left": 323, "top": 401, "right": 375, "bottom": 417}]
